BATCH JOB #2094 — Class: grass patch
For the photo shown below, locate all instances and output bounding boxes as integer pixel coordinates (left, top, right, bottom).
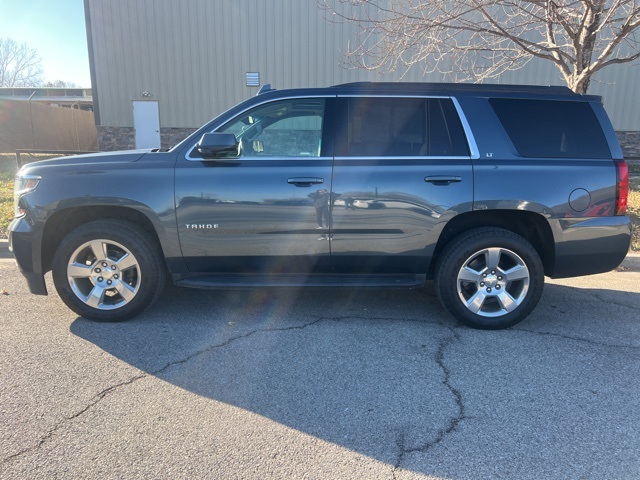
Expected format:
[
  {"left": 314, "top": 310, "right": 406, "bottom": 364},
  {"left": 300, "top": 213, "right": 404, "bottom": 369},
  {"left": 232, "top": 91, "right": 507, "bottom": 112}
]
[
  {"left": 628, "top": 189, "right": 640, "bottom": 252},
  {"left": 0, "top": 154, "right": 18, "bottom": 175},
  {"left": 0, "top": 172, "right": 13, "bottom": 239}
]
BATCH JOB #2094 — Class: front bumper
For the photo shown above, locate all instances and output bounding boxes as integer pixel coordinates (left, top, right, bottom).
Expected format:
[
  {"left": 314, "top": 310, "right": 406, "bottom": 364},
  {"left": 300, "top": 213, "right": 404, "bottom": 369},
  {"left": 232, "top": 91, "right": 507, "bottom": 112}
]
[
  {"left": 550, "top": 216, "right": 632, "bottom": 278},
  {"left": 8, "top": 217, "right": 47, "bottom": 295}
]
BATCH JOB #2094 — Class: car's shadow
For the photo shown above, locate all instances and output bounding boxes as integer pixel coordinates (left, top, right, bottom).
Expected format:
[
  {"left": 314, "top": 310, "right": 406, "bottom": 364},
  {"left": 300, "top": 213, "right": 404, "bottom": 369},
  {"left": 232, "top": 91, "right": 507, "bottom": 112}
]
[{"left": 70, "top": 281, "right": 640, "bottom": 477}]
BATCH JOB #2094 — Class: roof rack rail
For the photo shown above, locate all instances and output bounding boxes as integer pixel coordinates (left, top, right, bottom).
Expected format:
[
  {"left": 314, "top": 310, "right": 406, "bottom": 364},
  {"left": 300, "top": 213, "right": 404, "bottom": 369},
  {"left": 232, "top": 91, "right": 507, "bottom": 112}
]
[{"left": 257, "top": 84, "right": 275, "bottom": 95}]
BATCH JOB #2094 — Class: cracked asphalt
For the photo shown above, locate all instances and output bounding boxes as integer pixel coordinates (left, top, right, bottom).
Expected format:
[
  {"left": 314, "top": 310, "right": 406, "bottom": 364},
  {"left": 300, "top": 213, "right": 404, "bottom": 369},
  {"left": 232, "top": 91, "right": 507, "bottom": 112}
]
[{"left": 1, "top": 242, "right": 639, "bottom": 479}]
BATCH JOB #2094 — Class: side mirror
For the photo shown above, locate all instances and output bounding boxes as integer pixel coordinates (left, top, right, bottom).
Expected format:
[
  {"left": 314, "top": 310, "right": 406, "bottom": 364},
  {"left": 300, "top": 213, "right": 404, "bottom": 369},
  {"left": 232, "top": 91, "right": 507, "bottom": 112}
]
[{"left": 196, "top": 133, "right": 239, "bottom": 159}]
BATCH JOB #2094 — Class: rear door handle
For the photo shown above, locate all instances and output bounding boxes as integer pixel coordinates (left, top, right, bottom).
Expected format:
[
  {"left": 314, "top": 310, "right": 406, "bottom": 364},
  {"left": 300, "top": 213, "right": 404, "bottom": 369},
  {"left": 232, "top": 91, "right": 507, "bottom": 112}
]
[
  {"left": 287, "top": 177, "right": 324, "bottom": 187},
  {"left": 424, "top": 175, "right": 462, "bottom": 186}
]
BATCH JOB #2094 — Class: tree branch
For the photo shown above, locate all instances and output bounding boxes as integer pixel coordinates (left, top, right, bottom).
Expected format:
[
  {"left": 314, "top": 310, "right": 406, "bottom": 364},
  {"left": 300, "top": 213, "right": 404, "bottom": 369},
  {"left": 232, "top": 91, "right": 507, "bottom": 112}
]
[{"left": 322, "top": 0, "right": 640, "bottom": 92}]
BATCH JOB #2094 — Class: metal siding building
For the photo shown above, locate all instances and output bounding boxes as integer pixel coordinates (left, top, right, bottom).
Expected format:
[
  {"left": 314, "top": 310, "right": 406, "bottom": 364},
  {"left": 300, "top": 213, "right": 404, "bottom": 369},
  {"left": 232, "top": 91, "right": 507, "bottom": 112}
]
[{"left": 85, "top": 0, "right": 640, "bottom": 155}]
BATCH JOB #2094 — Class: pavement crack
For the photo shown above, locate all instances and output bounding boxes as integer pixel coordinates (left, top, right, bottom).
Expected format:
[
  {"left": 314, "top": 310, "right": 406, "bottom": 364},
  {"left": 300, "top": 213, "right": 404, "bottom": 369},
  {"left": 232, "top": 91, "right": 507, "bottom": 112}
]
[
  {"left": 557, "top": 284, "right": 639, "bottom": 311},
  {"left": 153, "top": 313, "right": 447, "bottom": 377},
  {"left": 513, "top": 327, "right": 640, "bottom": 351},
  {"left": 391, "top": 431, "right": 407, "bottom": 480},
  {"left": 0, "top": 315, "right": 336, "bottom": 466},
  {"left": 2, "top": 314, "right": 454, "bottom": 468},
  {"left": 393, "top": 328, "right": 466, "bottom": 476},
  {"left": 588, "top": 292, "right": 639, "bottom": 311},
  {"left": 151, "top": 315, "right": 331, "bottom": 376},
  {"left": 0, "top": 373, "right": 146, "bottom": 467}
]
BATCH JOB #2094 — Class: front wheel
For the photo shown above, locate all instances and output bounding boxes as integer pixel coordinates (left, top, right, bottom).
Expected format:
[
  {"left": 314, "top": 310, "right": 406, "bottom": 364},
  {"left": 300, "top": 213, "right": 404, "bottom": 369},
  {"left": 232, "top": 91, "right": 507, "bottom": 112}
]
[
  {"left": 52, "top": 220, "right": 166, "bottom": 322},
  {"left": 435, "top": 228, "right": 544, "bottom": 329}
]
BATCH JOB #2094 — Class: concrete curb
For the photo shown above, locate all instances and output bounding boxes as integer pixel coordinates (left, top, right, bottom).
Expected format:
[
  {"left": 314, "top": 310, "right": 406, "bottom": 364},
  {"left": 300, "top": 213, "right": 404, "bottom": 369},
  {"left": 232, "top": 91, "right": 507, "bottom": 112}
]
[
  {"left": 619, "top": 253, "right": 640, "bottom": 271},
  {"left": 1, "top": 238, "right": 639, "bottom": 271}
]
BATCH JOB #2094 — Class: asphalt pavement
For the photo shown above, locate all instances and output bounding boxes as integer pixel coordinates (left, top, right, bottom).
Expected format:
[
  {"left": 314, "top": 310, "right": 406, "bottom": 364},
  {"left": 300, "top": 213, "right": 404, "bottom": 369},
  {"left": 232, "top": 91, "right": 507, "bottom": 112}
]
[{"left": 1, "top": 239, "right": 639, "bottom": 479}]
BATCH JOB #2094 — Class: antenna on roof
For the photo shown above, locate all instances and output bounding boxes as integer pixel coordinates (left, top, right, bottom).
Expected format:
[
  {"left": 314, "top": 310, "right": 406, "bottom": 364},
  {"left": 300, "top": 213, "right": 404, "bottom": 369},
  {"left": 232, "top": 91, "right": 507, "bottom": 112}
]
[{"left": 257, "top": 84, "right": 274, "bottom": 95}]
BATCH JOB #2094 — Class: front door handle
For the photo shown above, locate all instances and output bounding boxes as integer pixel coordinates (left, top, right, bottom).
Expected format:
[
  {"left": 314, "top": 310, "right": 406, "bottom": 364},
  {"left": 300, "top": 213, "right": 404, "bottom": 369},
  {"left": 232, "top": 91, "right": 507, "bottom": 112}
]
[
  {"left": 287, "top": 177, "right": 324, "bottom": 187},
  {"left": 424, "top": 175, "right": 462, "bottom": 186}
]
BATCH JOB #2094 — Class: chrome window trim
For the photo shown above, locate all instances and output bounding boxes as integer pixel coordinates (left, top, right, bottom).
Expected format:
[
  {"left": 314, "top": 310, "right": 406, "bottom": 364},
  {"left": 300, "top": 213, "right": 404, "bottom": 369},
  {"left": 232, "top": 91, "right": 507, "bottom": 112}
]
[
  {"left": 451, "top": 97, "right": 480, "bottom": 159},
  {"left": 337, "top": 94, "right": 449, "bottom": 99},
  {"left": 187, "top": 156, "right": 333, "bottom": 162},
  {"left": 185, "top": 93, "right": 479, "bottom": 161},
  {"left": 185, "top": 95, "right": 335, "bottom": 161},
  {"left": 333, "top": 156, "right": 471, "bottom": 161}
]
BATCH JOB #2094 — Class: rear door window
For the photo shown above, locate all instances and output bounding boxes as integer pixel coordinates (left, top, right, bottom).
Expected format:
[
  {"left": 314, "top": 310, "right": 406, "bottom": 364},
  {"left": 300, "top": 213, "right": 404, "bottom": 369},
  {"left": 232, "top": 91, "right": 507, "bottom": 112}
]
[
  {"left": 335, "top": 97, "right": 470, "bottom": 157},
  {"left": 489, "top": 98, "right": 610, "bottom": 158}
]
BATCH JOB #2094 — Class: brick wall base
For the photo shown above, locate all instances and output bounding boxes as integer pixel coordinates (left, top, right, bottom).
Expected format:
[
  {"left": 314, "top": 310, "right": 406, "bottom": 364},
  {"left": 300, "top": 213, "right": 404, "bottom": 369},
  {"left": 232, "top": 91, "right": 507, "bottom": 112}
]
[
  {"left": 162, "top": 128, "right": 197, "bottom": 149},
  {"left": 98, "top": 126, "right": 640, "bottom": 158},
  {"left": 97, "top": 126, "right": 135, "bottom": 151},
  {"left": 616, "top": 131, "right": 640, "bottom": 159},
  {"left": 97, "top": 126, "right": 197, "bottom": 151}
]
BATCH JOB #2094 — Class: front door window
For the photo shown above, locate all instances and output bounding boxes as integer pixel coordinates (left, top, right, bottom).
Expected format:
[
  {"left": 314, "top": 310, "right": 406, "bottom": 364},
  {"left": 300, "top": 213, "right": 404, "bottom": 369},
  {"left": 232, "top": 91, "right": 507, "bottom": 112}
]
[{"left": 218, "top": 99, "right": 325, "bottom": 158}]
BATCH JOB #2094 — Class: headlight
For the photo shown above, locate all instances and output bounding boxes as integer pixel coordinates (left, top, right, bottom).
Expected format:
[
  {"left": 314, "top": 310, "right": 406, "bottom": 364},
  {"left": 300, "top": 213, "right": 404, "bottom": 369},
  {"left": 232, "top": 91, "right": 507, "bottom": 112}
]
[{"left": 14, "top": 174, "right": 41, "bottom": 217}]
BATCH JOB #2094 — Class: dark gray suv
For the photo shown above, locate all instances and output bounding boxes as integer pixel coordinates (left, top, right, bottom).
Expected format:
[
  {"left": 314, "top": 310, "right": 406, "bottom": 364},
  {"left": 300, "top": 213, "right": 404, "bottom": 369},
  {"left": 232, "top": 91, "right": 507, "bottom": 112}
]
[{"left": 9, "top": 83, "right": 632, "bottom": 329}]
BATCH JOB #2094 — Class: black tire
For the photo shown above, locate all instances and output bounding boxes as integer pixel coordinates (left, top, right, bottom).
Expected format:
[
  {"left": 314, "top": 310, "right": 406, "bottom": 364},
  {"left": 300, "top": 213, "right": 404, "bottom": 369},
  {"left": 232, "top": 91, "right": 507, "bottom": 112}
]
[
  {"left": 435, "top": 228, "right": 544, "bottom": 329},
  {"left": 52, "top": 219, "right": 166, "bottom": 322}
]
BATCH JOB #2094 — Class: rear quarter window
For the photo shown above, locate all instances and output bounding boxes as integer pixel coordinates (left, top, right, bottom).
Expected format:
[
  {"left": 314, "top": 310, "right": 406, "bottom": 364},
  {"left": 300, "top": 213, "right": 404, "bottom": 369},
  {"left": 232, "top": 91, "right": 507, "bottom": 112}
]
[{"left": 489, "top": 98, "right": 610, "bottom": 159}]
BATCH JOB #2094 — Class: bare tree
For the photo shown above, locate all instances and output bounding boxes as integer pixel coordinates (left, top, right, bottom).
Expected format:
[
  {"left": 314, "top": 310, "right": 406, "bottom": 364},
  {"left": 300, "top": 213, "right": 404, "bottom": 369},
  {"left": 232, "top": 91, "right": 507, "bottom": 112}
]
[
  {"left": 321, "top": 0, "right": 640, "bottom": 93},
  {"left": 0, "top": 37, "right": 44, "bottom": 87},
  {"left": 44, "top": 80, "right": 79, "bottom": 88}
]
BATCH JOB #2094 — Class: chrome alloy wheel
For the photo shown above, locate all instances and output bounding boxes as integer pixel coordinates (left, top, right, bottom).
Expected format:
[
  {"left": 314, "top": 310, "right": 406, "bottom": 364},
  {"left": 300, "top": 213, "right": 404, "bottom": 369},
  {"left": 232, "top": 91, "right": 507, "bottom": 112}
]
[
  {"left": 66, "top": 239, "right": 141, "bottom": 310},
  {"left": 456, "top": 247, "right": 530, "bottom": 318}
]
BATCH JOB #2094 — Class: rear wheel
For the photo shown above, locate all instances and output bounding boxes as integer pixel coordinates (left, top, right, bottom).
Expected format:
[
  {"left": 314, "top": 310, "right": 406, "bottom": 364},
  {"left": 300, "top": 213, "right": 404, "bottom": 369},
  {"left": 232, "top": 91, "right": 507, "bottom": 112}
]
[
  {"left": 435, "top": 228, "right": 544, "bottom": 329},
  {"left": 52, "top": 220, "right": 166, "bottom": 321}
]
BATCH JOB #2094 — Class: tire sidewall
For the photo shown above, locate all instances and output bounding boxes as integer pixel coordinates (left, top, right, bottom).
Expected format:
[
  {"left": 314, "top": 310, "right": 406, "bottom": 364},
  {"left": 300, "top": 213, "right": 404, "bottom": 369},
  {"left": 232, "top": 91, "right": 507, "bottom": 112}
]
[
  {"left": 436, "top": 228, "right": 544, "bottom": 329},
  {"left": 52, "top": 220, "right": 165, "bottom": 322}
]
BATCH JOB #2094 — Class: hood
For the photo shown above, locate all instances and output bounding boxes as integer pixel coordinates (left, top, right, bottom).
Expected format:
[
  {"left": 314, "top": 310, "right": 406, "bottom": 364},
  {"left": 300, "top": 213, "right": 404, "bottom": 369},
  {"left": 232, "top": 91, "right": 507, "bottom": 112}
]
[{"left": 17, "top": 149, "right": 152, "bottom": 174}]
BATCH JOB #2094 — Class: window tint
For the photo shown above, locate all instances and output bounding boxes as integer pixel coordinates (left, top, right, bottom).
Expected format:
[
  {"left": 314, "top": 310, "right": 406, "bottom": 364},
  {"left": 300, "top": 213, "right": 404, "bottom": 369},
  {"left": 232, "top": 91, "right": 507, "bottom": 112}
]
[
  {"left": 490, "top": 99, "right": 610, "bottom": 158},
  {"left": 340, "top": 97, "right": 469, "bottom": 157},
  {"left": 429, "top": 99, "right": 470, "bottom": 157},
  {"left": 218, "top": 99, "right": 325, "bottom": 157}
]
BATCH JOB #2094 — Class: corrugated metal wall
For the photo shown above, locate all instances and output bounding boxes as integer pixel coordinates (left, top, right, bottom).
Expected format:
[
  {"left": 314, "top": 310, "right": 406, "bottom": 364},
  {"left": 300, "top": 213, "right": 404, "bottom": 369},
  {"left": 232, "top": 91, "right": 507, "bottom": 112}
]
[{"left": 87, "top": 0, "right": 640, "bottom": 131}]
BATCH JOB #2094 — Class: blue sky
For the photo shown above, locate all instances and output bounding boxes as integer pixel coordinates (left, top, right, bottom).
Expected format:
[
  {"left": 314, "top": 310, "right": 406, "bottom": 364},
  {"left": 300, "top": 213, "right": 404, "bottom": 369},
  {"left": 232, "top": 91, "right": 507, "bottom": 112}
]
[{"left": 0, "top": 0, "right": 91, "bottom": 86}]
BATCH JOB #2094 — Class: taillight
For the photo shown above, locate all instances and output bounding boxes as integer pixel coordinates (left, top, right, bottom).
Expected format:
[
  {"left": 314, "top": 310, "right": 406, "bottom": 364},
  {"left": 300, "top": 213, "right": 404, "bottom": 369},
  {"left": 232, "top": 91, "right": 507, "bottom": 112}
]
[{"left": 614, "top": 160, "right": 629, "bottom": 216}]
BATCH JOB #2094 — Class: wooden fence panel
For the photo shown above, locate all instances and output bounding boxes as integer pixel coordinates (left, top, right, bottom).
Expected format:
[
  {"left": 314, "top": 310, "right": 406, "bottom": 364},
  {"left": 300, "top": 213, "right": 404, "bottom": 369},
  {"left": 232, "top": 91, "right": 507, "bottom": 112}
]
[{"left": 0, "top": 99, "right": 97, "bottom": 152}]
